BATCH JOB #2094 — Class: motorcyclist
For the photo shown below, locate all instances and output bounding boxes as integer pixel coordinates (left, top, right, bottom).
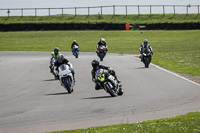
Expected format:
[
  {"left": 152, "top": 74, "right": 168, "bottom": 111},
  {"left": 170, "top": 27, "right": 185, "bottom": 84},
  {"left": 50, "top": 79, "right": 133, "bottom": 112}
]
[
  {"left": 139, "top": 39, "right": 153, "bottom": 62},
  {"left": 71, "top": 40, "right": 79, "bottom": 52},
  {"left": 91, "top": 60, "right": 121, "bottom": 90},
  {"left": 96, "top": 38, "right": 108, "bottom": 53},
  {"left": 54, "top": 54, "right": 75, "bottom": 81},
  {"left": 49, "top": 47, "right": 60, "bottom": 73}
]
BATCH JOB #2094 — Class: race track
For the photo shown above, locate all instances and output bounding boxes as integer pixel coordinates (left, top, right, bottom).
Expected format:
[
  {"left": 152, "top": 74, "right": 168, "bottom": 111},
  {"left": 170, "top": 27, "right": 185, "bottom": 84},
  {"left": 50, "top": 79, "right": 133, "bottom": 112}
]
[{"left": 0, "top": 52, "right": 199, "bottom": 133}]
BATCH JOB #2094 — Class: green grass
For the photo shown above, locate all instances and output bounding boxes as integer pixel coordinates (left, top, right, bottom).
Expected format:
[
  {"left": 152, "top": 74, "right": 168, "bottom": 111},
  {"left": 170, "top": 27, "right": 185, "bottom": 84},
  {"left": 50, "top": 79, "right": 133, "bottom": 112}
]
[
  {"left": 0, "top": 30, "right": 199, "bottom": 76},
  {"left": 47, "top": 112, "right": 200, "bottom": 133},
  {"left": 0, "top": 14, "right": 200, "bottom": 24}
]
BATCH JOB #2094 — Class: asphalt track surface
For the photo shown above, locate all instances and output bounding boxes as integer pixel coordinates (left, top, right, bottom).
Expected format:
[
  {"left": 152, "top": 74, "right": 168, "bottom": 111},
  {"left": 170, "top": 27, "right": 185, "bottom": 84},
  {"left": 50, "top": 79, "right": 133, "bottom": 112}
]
[{"left": 0, "top": 51, "right": 200, "bottom": 133}]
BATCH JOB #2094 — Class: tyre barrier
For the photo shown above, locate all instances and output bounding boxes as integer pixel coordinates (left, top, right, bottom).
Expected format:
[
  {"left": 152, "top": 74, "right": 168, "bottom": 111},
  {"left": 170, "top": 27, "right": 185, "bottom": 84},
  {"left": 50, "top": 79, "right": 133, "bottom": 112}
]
[
  {"left": 0, "top": 22, "right": 199, "bottom": 31},
  {"left": 139, "top": 22, "right": 199, "bottom": 30},
  {"left": 0, "top": 23, "right": 126, "bottom": 31}
]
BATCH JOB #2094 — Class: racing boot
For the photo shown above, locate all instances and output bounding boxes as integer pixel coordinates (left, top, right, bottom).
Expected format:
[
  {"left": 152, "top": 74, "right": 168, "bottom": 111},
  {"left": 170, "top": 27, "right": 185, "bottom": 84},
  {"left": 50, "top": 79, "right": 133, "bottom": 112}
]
[{"left": 95, "top": 83, "right": 101, "bottom": 90}]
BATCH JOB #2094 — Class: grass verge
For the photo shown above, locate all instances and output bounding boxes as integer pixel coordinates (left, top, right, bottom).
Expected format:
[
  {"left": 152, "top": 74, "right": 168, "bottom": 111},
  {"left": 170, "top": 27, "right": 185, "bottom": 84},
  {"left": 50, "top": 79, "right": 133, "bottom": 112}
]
[
  {"left": 0, "top": 14, "right": 200, "bottom": 24},
  {"left": 47, "top": 112, "right": 200, "bottom": 133},
  {"left": 0, "top": 30, "right": 199, "bottom": 78}
]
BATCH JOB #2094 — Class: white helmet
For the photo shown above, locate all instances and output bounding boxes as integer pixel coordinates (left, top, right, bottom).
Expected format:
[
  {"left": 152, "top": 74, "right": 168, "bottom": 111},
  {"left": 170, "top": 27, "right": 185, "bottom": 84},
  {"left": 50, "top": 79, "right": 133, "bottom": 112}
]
[{"left": 100, "top": 38, "right": 105, "bottom": 44}]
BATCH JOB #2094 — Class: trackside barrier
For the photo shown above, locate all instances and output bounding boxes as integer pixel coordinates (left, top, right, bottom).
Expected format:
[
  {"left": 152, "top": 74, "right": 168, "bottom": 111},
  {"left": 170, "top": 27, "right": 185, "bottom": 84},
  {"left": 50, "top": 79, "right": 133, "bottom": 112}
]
[
  {"left": 0, "top": 22, "right": 199, "bottom": 31},
  {"left": 0, "top": 23, "right": 126, "bottom": 31}
]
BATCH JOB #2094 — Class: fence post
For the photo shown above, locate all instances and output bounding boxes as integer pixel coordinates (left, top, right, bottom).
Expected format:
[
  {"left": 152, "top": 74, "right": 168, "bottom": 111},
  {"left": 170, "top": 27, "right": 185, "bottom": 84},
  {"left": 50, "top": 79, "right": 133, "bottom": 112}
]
[
  {"left": 138, "top": 5, "right": 140, "bottom": 15},
  {"left": 75, "top": 7, "right": 76, "bottom": 16},
  {"left": 150, "top": 5, "right": 152, "bottom": 16},
  {"left": 49, "top": 8, "right": 50, "bottom": 17},
  {"left": 101, "top": 6, "right": 102, "bottom": 15},
  {"left": 163, "top": 6, "right": 165, "bottom": 15},
  {"left": 7, "top": 9, "right": 10, "bottom": 17},
  {"left": 88, "top": 7, "right": 90, "bottom": 16},
  {"left": 35, "top": 8, "right": 37, "bottom": 17},
  {"left": 62, "top": 8, "right": 63, "bottom": 17},
  {"left": 113, "top": 5, "right": 115, "bottom": 15},
  {"left": 21, "top": 9, "right": 23, "bottom": 17},
  {"left": 173, "top": 5, "right": 175, "bottom": 15},
  {"left": 187, "top": 5, "right": 188, "bottom": 15},
  {"left": 126, "top": 5, "right": 127, "bottom": 16}
]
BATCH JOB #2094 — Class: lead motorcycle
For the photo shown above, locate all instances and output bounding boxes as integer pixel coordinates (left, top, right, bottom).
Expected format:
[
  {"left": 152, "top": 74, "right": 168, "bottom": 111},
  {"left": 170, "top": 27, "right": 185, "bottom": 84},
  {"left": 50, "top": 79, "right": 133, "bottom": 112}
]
[
  {"left": 72, "top": 45, "right": 79, "bottom": 58},
  {"left": 95, "top": 69, "right": 123, "bottom": 97},
  {"left": 55, "top": 64, "right": 75, "bottom": 93},
  {"left": 142, "top": 47, "right": 152, "bottom": 68},
  {"left": 96, "top": 45, "right": 107, "bottom": 61}
]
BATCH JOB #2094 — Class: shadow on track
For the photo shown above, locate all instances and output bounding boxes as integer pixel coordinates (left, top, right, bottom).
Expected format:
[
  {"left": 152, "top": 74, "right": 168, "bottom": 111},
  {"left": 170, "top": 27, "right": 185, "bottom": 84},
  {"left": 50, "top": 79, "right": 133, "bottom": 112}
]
[
  {"left": 134, "top": 67, "right": 146, "bottom": 69},
  {"left": 83, "top": 96, "right": 113, "bottom": 99},
  {"left": 45, "top": 92, "right": 70, "bottom": 96},
  {"left": 43, "top": 79, "right": 57, "bottom": 81}
]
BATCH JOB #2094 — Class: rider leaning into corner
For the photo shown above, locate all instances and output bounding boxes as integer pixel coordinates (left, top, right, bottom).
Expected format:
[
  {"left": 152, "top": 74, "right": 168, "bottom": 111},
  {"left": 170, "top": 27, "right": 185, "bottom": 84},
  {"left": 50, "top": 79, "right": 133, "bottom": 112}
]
[
  {"left": 54, "top": 54, "right": 75, "bottom": 81},
  {"left": 91, "top": 59, "right": 122, "bottom": 90},
  {"left": 49, "top": 47, "right": 60, "bottom": 73},
  {"left": 71, "top": 40, "right": 79, "bottom": 52},
  {"left": 96, "top": 38, "right": 108, "bottom": 53},
  {"left": 139, "top": 39, "right": 153, "bottom": 62}
]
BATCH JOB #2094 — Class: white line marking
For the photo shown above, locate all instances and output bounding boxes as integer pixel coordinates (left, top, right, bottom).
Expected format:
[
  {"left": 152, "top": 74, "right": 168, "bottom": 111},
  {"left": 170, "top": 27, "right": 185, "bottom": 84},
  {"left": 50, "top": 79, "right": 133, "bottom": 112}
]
[{"left": 134, "top": 56, "right": 200, "bottom": 87}]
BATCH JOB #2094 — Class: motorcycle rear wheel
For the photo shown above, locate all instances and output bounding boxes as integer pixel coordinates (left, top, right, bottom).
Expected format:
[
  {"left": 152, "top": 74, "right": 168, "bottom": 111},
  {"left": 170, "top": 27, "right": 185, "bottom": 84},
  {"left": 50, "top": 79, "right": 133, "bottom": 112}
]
[{"left": 117, "top": 88, "right": 123, "bottom": 96}]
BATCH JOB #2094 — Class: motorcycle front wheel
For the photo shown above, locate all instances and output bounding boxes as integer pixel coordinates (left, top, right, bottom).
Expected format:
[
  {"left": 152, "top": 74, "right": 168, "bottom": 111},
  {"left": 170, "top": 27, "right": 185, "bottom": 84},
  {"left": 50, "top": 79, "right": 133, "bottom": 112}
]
[{"left": 104, "top": 82, "right": 117, "bottom": 97}]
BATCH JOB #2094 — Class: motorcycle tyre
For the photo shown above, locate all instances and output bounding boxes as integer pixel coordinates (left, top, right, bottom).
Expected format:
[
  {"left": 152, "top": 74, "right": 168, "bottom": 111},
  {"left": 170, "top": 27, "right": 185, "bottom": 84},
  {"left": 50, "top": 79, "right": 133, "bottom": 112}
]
[
  {"left": 104, "top": 82, "right": 117, "bottom": 97},
  {"left": 65, "top": 78, "right": 73, "bottom": 94},
  {"left": 117, "top": 88, "right": 124, "bottom": 96}
]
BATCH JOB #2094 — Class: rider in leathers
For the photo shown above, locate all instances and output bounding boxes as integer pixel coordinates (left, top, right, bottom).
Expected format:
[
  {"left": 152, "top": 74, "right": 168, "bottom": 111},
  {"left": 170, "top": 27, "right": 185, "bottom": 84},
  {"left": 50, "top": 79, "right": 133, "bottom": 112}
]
[
  {"left": 96, "top": 38, "right": 108, "bottom": 53},
  {"left": 49, "top": 47, "right": 60, "bottom": 73},
  {"left": 54, "top": 54, "right": 75, "bottom": 81},
  {"left": 91, "top": 60, "right": 121, "bottom": 90},
  {"left": 71, "top": 40, "right": 79, "bottom": 52},
  {"left": 139, "top": 39, "right": 153, "bottom": 62}
]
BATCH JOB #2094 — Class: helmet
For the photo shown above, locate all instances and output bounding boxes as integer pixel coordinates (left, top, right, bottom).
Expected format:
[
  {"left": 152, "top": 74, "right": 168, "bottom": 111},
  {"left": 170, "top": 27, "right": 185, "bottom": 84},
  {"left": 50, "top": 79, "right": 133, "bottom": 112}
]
[
  {"left": 143, "top": 39, "right": 148, "bottom": 45},
  {"left": 73, "top": 40, "right": 76, "bottom": 43},
  {"left": 100, "top": 38, "right": 105, "bottom": 44},
  {"left": 91, "top": 60, "right": 99, "bottom": 69},
  {"left": 54, "top": 47, "right": 59, "bottom": 55},
  {"left": 57, "top": 54, "right": 64, "bottom": 63}
]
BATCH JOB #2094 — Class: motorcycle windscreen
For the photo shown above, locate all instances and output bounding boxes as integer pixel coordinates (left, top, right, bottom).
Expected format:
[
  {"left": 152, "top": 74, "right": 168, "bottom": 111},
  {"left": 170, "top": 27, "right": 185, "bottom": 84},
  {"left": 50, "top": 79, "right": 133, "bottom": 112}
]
[
  {"left": 95, "top": 69, "right": 105, "bottom": 82},
  {"left": 143, "top": 47, "right": 150, "bottom": 54},
  {"left": 60, "top": 64, "right": 67, "bottom": 71}
]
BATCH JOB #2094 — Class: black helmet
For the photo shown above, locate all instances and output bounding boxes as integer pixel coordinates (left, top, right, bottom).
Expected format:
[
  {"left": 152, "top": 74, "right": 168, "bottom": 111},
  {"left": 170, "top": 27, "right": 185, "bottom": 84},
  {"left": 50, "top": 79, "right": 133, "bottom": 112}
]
[
  {"left": 57, "top": 54, "right": 64, "bottom": 63},
  {"left": 143, "top": 39, "right": 148, "bottom": 45},
  {"left": 54, "top": 47, "right": 59, "bottom": 55},
  {"left": 91, "top": 60, "right": 99, "bottom": 69}
]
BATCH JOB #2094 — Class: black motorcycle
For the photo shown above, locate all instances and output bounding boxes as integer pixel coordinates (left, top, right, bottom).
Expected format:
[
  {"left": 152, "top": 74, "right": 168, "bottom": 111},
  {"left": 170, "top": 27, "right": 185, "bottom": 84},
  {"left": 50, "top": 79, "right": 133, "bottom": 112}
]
[
  {"left": 142, "top": 47, "right": 152, "bottom": 68},
  {"left": 95, "top": 69, "right": 123, "bottom": 97},
  {"left": 96, "top": 45, "right": 107, "bottom": 61}
]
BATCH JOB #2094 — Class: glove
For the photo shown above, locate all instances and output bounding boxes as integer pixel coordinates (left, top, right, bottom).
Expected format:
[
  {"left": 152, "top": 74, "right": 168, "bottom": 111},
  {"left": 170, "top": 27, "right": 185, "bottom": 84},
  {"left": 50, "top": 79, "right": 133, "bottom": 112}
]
[{"left": 108, "top": 67, "right": 112, "bottom": 71}]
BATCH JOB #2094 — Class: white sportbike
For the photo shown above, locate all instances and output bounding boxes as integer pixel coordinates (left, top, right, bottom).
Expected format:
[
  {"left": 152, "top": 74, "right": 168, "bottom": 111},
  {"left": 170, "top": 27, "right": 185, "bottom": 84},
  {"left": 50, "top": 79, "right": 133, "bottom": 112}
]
[{"left": 54, "top": 63, "right": 75, "bottom": 93}]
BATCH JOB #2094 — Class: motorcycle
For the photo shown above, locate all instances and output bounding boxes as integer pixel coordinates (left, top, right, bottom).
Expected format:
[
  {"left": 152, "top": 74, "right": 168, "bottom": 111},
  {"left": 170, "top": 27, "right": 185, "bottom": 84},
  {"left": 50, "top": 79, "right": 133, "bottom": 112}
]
[
  {"left": 49, "top": 58, "right": 58, "bottom": 79},
  {"left": 95, "top": 69, "right": 123, "bottom": 97},
  {"left": 142, "top": 47, "right": 152, "bottom": 68},
  {"left": 96, "top": 45, "right": 107, "bottom": 61},
  {"left": 72, "top": 45, "right": 79, "bottom": 58},
  {"left": 56, "top": 64, "right": 75, "bottom": 93}
]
